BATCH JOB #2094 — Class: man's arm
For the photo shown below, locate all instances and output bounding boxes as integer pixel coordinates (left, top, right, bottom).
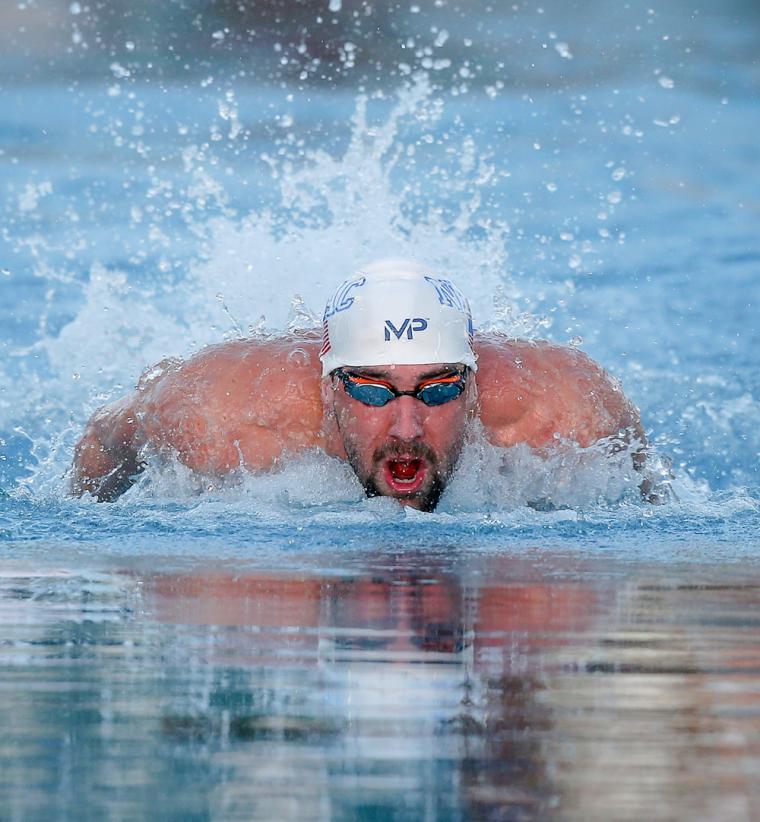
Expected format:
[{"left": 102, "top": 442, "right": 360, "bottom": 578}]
[
  {"left": 71, "top": 336, "right": 324, "bottom": 501},
  {"left": 474, "top": 336, "right": 662, "bottom": 500},
  {"left": 71, "top": 394, "right": 145, "bottom": 501},
  {"left": 474, "top": 336, "right": 645, "bottom": 451}
]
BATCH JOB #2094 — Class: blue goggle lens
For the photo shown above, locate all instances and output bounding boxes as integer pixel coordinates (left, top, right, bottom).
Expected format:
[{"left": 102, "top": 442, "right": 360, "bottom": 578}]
[
  {"left": 346, "top": 383, "right": 395, "bottom": 406},
  {"left": 417, "top": 381, "right": 464, "bottom": 406}
]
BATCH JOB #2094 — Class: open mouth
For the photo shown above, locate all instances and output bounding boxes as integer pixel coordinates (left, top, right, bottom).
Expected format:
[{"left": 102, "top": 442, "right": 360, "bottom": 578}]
[{"left": 384, "top": 458, "right": 426, "bottom": 494}]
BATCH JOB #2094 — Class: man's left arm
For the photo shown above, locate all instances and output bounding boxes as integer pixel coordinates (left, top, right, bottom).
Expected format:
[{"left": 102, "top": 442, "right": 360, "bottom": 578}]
[{"left": 474, "top": 337, "right": 651, "bottom": 492}]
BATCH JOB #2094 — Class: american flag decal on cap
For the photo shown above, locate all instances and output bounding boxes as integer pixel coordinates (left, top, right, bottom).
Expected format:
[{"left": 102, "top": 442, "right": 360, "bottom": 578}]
[{"left": 320, "top": 316, "right": 331, "bottom": 356}]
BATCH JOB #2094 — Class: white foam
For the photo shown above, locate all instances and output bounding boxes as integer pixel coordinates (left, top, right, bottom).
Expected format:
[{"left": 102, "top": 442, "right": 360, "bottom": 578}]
[{"left": 95, "top": 423, "right": 660, "bottom": 521}]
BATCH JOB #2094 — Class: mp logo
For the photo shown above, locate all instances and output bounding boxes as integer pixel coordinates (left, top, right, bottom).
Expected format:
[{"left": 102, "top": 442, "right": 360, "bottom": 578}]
[{"left": 384, "top": 318, "right": 429, "bottom": 341}]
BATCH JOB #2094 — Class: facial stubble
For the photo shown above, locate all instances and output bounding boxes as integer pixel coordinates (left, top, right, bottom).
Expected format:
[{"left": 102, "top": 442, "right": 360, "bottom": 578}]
[{"left": 341, "top": 428, "right": 465, "bottom": 513}]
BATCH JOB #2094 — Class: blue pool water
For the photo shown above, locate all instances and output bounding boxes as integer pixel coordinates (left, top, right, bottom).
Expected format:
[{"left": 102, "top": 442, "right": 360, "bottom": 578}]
[{"left": 1, "top": 1, "right": 760, "bottom": 818}]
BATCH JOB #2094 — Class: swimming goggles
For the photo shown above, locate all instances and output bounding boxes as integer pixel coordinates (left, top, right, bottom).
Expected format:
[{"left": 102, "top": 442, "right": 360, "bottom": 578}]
[{"left": 334, "top": 368, "right": 468, "bottom": 408}]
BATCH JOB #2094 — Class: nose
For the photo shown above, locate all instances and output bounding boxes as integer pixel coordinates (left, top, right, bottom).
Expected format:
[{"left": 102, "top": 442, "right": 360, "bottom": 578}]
[{"left": 387, "top": 396, "right": 425, "bottom": 441}]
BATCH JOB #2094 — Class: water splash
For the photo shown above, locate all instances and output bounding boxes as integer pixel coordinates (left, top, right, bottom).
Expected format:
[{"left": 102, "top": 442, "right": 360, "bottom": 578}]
[
  {"left": 8, "top": 74, "right": 523, "bottom": 499},
  {"left": 4, "top": 71, "right": 749, "bottom": 523}
]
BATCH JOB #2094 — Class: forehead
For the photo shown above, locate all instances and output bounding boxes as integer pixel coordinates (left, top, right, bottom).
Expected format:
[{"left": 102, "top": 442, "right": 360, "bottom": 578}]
[{"left": 345, "top": 363, "right": 463, "bottom": 382}]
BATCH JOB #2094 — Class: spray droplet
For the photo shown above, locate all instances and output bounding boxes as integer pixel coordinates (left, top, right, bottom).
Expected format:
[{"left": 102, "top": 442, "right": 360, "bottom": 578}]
[
  {"left": 110, "top": 62, "right": 131, "bottom": 79},
  {"left": 287, "top": 348, "right": 311, "bottom": 367},
  {"left": 658, "top": 75, "right": 674, "bottom": 89},
  {"left": 328, "top": 0, "right": 342, "bottom": 11},
  {"left": 434, "top": 29, "right": 449, "bottom": 47}
]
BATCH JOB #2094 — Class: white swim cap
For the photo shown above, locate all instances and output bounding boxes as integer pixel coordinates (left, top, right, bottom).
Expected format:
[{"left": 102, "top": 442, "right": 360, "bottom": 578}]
[{"left": 319, "top": 258, "right": 477, "bottom": 376}]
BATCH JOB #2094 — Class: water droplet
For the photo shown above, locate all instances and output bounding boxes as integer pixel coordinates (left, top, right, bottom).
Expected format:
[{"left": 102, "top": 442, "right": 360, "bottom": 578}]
[
  {"left": 658, "top": 75, "right": 674, "bottom": 89},
  {"left": 328, "top": 0, "right": 342, "bottom": 11},
  {"left": 287, "top": 348, "right": 311, "bottom": 367},
  {"left": 554, "top": 42, "right": 572, "bottom": 60},
  {"left": 69, "top": 2, "right": 81, "bottom": 14},
  {"left": 434, "top": 29, "right": 449, "bottom": 47},
  {"left": 110, "top": 62, "right": 131, "bottom": 79}
]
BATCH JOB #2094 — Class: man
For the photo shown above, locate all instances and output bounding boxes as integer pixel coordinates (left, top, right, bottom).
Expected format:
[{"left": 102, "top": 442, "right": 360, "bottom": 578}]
[{"left": 72, "top": 258, "right": 646, "bottom": 510}]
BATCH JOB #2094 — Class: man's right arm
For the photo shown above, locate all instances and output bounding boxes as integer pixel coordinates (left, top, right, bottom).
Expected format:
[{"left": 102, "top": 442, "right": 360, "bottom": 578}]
[
  {"left": 71, "top": 394, "right": 145, "bottom": 501},
  {"left": 71, "top": 336, "right": 325, "bottom": 501}
]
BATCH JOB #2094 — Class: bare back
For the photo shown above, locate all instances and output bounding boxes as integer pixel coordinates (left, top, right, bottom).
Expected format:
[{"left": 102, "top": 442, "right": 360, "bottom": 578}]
[{"left": 72, "top": 334, "right": 643, "bottom": 500}]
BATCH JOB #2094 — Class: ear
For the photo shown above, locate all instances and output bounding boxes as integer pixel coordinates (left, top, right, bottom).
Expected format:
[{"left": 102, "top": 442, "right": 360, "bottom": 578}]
[
  {"left": 320, "top": 376, "right": 347, "bottom": 458},
  {"left": 320, "top": 375, "right": 336, "bottom": 408},
  {"left": 465, "top": 371, "right": 479, "bottom": 420}
]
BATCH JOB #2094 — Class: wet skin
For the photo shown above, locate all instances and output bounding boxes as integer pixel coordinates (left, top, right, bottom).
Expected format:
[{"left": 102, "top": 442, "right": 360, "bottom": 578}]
[{"left": 71, "top": 333, "right": 646, "bottom": 503}]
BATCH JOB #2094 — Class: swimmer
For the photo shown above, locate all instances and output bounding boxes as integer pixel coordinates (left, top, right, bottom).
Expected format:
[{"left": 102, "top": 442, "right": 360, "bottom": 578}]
[{"left": 71, "top": 258, "right": 648, "bottom": 510}]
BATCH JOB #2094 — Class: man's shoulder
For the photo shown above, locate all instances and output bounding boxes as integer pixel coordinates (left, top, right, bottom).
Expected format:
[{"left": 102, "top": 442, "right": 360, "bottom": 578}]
[
  {"left": 135, "top": 332, "right": 324, "bottom": 474},
  {"left": 473, "top": 334, "right": 635, "bottom": 448},
  {"left": 149, "top": 333, "right": 323, "bottom": 386},
  {"left": 474, "top": 334, "right": 599, "bottom": 379}
]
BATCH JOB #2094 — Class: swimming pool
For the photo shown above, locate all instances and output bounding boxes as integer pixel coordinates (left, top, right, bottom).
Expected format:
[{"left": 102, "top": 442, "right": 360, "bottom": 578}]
[{"left": 2, "top": 0, "right": 759, "bottom": 818}]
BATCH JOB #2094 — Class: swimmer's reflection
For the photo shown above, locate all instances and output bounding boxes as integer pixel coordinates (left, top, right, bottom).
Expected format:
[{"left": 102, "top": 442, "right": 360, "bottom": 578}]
[
  {"left": 141, "top": 557, "right": 604, "bottom": 818},
  {"left": 143, "top": 555, "right": 600, "bottom": 659},
  {"left": 144, "top": 568, "right": 468, "bottom": 656}
]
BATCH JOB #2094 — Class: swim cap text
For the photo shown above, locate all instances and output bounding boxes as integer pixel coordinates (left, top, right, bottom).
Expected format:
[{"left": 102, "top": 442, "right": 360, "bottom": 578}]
[{"left": 384, "top": 318, "right": 429, "bottom": 341}]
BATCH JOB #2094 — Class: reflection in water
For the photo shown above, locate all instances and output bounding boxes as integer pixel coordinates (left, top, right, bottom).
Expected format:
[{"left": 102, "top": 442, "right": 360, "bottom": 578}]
[{"left": 1, "top": 552, "right": 760, "bottom": 819}]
